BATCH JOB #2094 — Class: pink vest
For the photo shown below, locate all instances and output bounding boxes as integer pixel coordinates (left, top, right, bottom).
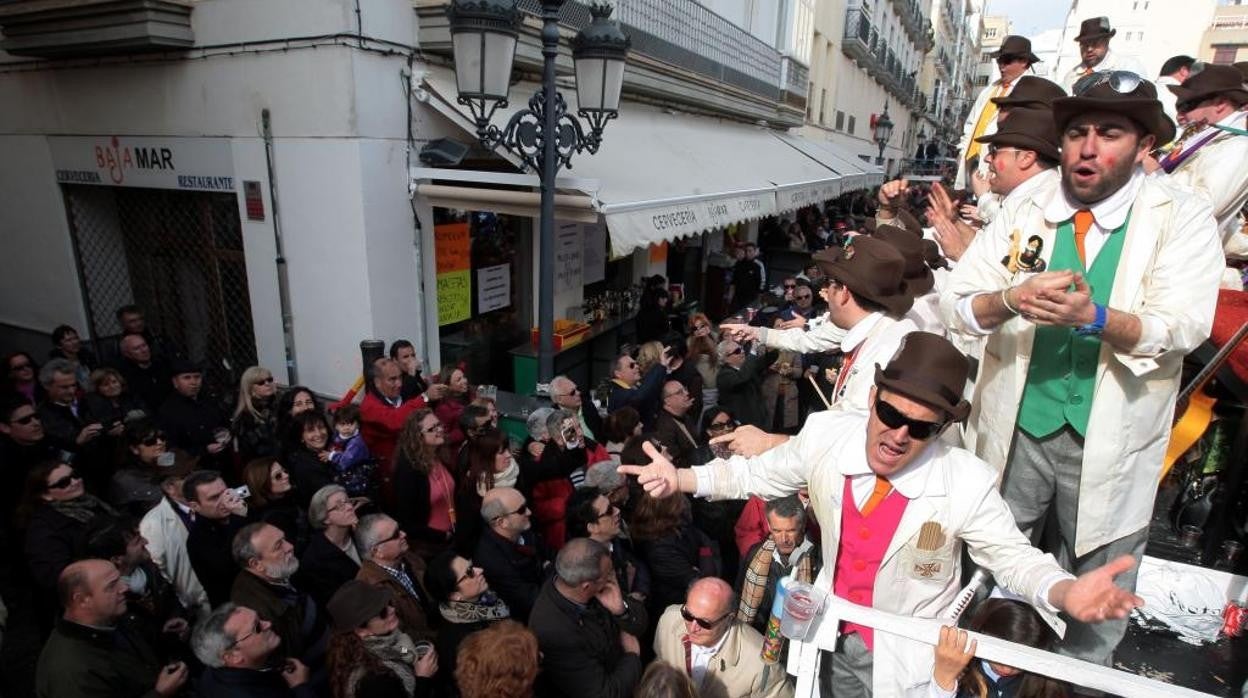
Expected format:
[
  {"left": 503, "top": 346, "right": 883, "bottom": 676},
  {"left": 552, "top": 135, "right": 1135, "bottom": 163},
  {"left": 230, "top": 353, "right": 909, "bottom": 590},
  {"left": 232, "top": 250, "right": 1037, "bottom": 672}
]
[{"left": 833, "top": 477, "right": 909, "bottom": 650}]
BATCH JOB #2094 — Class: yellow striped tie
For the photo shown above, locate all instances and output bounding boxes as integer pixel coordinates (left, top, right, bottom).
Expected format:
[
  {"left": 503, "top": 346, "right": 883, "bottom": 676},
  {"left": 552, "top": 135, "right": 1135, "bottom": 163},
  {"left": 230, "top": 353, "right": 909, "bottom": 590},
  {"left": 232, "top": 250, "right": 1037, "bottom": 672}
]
[{"left": 964, "top": 81, "right": 1011, "bottom": 163}]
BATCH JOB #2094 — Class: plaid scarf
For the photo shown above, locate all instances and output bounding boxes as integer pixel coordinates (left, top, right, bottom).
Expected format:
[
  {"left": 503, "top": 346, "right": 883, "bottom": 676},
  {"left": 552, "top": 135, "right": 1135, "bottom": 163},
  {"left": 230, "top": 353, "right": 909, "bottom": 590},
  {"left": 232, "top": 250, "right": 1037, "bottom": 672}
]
[{"left": 737, "top": 538, "right": 815, "bottom": 625}]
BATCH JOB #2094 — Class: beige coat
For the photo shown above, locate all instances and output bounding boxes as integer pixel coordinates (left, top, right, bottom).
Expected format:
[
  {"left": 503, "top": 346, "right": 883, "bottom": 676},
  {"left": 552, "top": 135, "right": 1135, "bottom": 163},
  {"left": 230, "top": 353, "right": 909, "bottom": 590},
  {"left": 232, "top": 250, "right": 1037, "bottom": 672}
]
[
  {"left": 140, "top": 497, "right": 210, "bottom": 620},
  {"left": 653, "top": 605, "right": 794, "bottom": 698},
  {"left": 1162, "top": 111, "right": 1248, "bottom": 267},
  {"left": 939, "top": 172, "right": 1223, "bottom": 556}
]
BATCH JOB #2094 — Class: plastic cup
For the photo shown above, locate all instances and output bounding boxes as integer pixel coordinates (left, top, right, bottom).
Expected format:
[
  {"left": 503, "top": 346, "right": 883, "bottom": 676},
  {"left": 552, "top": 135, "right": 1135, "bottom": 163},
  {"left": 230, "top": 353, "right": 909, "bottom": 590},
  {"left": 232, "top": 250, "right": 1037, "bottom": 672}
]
[
  {"left": 156, "top": 451, "right": 176, "bottom": 468},
  {"left": 780, "top": 581, "right": 825, "bottom": 640}
]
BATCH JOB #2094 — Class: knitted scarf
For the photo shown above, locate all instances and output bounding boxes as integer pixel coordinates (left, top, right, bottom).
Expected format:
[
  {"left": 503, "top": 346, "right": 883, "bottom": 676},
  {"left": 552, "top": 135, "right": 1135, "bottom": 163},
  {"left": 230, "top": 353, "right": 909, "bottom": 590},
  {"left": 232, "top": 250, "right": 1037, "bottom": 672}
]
[
  {"left": 477, "top": 458, "right": 520, "bottom": 496},
  {"left": 737, "top": 538, "right": 815, "bottom": 625},
  {"left": 439, "top": 592, "right": 511, "bottom": 624},
  {"left": 347, "top": 632, "right": 419, "bottom": 698},
  {"left": 50, "top": 493, "right": 118, "bottom": 524}
]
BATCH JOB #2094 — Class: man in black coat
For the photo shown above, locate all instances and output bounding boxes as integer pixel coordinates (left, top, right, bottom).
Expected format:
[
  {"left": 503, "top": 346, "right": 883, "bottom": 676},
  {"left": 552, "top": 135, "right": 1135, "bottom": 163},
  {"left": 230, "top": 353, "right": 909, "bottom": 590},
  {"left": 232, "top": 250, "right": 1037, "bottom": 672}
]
[
  {"left": 184, "top": 470, "right": 249, "bottom": 605},
  {"left": 661, "top": 337, "right": 704, "bottom": 420},
  {"left": 529, "top": 538, "right": 647, "bottom": 698},
  {"left": 714, "top": 339, "right": 778, "bottom": 430},
  {"left": 728, "top": 242, "right": 764, "bottom": 311},
  {"left": 115, "top": 333, "right": 173, "bottom": 412},
  {"left": 606, "top": 353, "right": 668, "bottom": 428},
  {"left": 475, "top": 487, "right": 545, "bottom": 623},
  {"left": 653, "top": 381, "right": 700, "bottom": 469},
  {"left": 159, "top": 359, "right": 230, "bottom": 461},
  {"left": 36, "top": 559, "right": 188, "bottom": 698},
  {"left": 550, "top": 375, "right": 604, "bottom": 443},
  {"left": 192, "top": 603, "right": 315, "bottom": 698},
  {"left": 0, "top": 398, "right": 58, "bottom": 543}
]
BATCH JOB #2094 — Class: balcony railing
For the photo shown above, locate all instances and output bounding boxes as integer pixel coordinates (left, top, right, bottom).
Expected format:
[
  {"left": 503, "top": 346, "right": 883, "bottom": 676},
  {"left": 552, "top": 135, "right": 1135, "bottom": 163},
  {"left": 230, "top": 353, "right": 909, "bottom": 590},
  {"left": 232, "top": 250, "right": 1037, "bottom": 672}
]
[
  {"left": 417, "top": 0, "right": 806, "bottom": 124},
  {"left": 843, "top": 8, "right": 921, "bottom": 108},
  {"left": 843, "top": 7, "right": 874, "bottom": 65},
  {"left": 890, "top": 0, "right": 934, "bottom": 51}
]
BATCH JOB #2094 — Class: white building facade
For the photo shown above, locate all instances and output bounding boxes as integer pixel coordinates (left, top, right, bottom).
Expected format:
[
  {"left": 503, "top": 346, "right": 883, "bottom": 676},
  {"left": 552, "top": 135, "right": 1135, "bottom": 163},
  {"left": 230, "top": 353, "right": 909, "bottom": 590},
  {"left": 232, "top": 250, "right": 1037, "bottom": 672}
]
[{"left": 1051, "top": 0, "right": 1218, "bottom": 80}]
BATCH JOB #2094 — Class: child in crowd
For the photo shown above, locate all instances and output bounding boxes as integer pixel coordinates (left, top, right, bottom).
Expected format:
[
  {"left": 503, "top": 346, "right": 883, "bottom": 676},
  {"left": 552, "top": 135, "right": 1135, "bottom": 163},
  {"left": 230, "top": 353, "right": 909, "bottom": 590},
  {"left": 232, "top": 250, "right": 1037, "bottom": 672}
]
[
  {"left": 931, "top": 597, "right": 1068, "bottom": 698},
  {"left": 328, "top": 404, "right": 373, "bottom": 496}
]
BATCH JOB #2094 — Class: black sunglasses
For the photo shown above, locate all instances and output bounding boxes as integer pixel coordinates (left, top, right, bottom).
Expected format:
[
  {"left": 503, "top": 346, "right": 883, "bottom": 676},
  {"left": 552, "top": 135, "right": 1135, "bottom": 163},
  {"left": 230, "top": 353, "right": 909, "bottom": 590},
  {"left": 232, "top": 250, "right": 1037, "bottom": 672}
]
[
  {"left": 707, "top": 419, "right": 736, "bottom": 432},
  {"left": 680, "top": 606, "right": 732, "bottom": 630},
  {"left": 373, "top": 528, "right": 404, "bottom": 548},
  {"left": 456, "top": 561, "right": 480, "bottom": 584},
  {"left": 494, "top": 504, "right": 530, "bottom": 521},
  {"left": 227, "top": 619, "right": 264, "bottom": 648},
  {"left": 141, "top": 432, "right": 167, "bottom": 446},
  {"left": 596, "top": 503, "right": 619, "bottom": 521},
  {"left": 255, "top": 376, "right": 276, "bottom": 385},
  {"left": 9, "top": 412, "right": 39, "bottom": 425},
  {"left": 874, "top": 397, "right": 946, "bottom": 440},
  {"left": 47, "top": 470, "right": 81, "bottom": 490}
]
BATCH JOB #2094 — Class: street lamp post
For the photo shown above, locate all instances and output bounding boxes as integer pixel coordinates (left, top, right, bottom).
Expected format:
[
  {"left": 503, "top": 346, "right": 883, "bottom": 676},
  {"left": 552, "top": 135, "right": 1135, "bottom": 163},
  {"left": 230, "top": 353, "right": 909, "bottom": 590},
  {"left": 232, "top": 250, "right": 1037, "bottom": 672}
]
[
  {"left": 873, "top": 101, "right": 894, "bottom": 175},
  {"left": 447, "top": 0, "right": 629, "bottom": 386}
]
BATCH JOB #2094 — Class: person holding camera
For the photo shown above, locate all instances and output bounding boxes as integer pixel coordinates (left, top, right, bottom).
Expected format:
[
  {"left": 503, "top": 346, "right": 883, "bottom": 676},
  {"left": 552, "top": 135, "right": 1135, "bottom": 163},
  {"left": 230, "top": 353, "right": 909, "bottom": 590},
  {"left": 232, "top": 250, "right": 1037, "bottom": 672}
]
[{"left": 183, "top": 469, "right": 250, "bottom": 606}]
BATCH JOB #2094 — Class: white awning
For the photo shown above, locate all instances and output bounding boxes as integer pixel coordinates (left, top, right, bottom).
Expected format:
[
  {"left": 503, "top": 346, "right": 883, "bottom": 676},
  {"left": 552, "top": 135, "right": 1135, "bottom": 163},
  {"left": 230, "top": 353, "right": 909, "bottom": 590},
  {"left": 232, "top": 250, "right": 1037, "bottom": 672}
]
[
  {"left": 775, "top": 132, "right": 885, "bottom": 190},
  {"left": 418, "top": 67, "right": 845, "bottom": 257}
]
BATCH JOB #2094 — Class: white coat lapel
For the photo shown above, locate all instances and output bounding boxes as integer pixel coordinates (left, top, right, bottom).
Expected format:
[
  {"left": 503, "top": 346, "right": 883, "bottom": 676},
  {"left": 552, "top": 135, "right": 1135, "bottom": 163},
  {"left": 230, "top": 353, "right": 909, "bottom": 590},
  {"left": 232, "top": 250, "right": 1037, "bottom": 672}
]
[
  {"left": 1108, "top": 180, "right": 1166, "bottom": 313},
  {"left": 882, "top": 453, "right": 947, "bottom": 566}
]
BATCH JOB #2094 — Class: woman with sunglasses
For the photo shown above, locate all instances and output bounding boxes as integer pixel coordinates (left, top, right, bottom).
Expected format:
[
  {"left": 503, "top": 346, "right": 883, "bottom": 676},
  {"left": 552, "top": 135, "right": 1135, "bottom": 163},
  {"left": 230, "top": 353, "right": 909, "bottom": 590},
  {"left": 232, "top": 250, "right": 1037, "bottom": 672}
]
[
  {"left": 242, "top": 457, "right": 305, "bottom": 549},
  {"left": 232, "top": 366, "right": 281, "bottom": 462},
  {"left": 326, "top": 580, "right": 437, "bottom": 698},
  {"left": 423, "top": 549, "right": 511, "bottom": 685},
  {"left": 4, "top": 350, "right": 44, "bottom": 406},
  {"left": 281, "top": 410, "right": 337, "bottom": 511},
  {"left": 392, "top": 408, "right": 457, "bottom": 560},
  {"left": 109, "top": 420, "right": 190, "bottom": 517},
  {"left": 688, "top": 408, "right": 750, "bottom": 578},
  {"left": 19, "top": 460, "right": 120, "bottom": 607}
]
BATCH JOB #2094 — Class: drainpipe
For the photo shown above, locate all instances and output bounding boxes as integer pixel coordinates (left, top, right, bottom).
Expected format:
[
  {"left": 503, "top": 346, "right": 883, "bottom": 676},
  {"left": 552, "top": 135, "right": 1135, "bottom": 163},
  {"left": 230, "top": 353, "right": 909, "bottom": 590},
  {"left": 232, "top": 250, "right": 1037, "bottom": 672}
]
[{"left": 262, "top": 108, "right": 299, "bottom": 385}]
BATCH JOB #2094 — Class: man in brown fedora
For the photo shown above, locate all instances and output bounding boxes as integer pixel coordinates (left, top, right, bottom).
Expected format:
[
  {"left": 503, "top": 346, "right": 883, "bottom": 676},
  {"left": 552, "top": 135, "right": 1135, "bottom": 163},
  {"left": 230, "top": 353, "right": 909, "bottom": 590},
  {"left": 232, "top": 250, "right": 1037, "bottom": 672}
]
[
  {"left": 619, "top": 332, "right": 1145, "bottom": 698},
  {"left": 942, "top": 72, "right": 1222, "bottom": 667},
  {"left": 718, "top": 238, "right": 917, "bottom": 418},
  {"left": 1161, "top": 62, "right": 1248, "bottom": 288},
  {"left": 958, "top": 35, "right": 1043, "bottom": 189},
  {"left": 1060, "top": 17, "right": 1144, "bottom": 92}
]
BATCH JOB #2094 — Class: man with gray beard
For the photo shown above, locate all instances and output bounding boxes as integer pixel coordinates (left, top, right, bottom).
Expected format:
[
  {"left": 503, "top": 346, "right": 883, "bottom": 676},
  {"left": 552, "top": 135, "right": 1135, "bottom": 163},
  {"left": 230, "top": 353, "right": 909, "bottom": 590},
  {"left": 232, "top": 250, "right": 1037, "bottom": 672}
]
[{"left": 230, "top": 522, "right": 329, "bottom": 667}]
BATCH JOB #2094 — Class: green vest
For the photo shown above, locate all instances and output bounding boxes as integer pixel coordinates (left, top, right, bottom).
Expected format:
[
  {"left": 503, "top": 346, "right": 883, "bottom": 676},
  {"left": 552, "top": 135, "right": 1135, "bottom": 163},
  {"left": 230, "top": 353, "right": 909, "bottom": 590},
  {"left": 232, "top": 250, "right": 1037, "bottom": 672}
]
[{"left": 1017, "top": 212, "right": 1130, "bottom": 438}]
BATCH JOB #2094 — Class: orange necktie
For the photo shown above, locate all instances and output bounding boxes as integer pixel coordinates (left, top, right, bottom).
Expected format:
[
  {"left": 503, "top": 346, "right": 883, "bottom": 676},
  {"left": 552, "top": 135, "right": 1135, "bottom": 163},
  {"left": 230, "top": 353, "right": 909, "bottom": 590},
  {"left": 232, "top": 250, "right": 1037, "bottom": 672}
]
[
  {"left": 860, "top": 475, "right": 893, "bottom": 516},
  {"left": 1073, "top": 209, "right": 1094, "bottom": 266}
]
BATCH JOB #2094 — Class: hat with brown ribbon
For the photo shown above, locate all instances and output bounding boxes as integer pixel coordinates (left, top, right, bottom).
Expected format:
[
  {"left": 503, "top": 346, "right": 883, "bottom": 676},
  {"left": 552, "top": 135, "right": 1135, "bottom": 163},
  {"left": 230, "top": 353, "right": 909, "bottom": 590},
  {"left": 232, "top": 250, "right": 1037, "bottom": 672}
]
[
  {"left": 813, "top": 237, "right": 913, "bottom": 317},
  {"left": 874, "top": 332, "right": 972, "bottom": 423},
  {"left": 993, "top": 76, "right": 1067, "bottom": 110},
  {"left": 1053, "top": 72, "right": 1175, "bottom": 147},
  {"left": 1074, "top": 17, "right": 1116, "bottom": 43},
  {"left": 871, "top": 224, "right": 935, "bottom": 296},
  {"left": 1167, "top": 63, "right": 1248, "bottom": 112},
  {"left": 990, "top": 35, "right": 1041, "bottom": 64},
  {"left": 975, "top": 106, "right": 1061, "bottom": 161}
]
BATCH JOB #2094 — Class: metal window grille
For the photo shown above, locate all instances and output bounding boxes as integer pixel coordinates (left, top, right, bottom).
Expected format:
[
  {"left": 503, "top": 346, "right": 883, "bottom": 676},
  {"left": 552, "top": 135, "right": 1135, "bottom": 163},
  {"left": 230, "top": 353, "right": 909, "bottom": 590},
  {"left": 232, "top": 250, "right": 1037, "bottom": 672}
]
[{"left": 61, "top": 184, "right": 257, "bottom": 389}]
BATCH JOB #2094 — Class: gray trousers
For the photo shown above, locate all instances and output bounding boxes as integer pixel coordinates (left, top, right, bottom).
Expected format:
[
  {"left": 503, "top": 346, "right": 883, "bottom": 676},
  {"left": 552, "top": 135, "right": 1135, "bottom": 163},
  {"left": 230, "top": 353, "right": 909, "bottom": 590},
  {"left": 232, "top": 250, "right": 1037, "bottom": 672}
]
[
  {"left": 818, "top": 632, "right": 873, "bottom": 698},
  {"left": 1001, "top": 427, "right": 1148, "bottom": 667}
]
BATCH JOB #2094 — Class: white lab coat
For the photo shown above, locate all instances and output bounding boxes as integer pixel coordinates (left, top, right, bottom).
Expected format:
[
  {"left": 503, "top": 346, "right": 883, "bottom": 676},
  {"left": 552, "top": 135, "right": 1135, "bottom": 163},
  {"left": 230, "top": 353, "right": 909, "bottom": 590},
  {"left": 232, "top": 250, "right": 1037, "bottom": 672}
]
[
  {"left": 140, "top": 497, "right": 210, "bottom": 620},
  {"left": 695, "top": 411, "right": 1067, "bottom": 698},
  {"left": 938, "top": 172, "right": 1223, "bottom": 556},
  {"left": 955, "top": 80, "right": 1017, "bottom": 189}
]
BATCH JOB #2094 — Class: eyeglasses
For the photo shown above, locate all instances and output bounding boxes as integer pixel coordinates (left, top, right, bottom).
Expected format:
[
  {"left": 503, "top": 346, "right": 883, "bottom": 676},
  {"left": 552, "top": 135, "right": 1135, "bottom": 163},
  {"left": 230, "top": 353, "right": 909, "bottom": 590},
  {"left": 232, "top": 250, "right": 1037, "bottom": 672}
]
[
  {"left": 783, "top": 283, "right": 797, "bottom": 290},
  {"left": 554, "top": 387, "right": 580, "bottom": 398},
  {"left": 255, "top": 377, "right": 275, "bottom": 385},
  {"left": 794, "top": 293, "right": 813, "bottom": 301},
  {"left": 228, "top": 620, "right": 264, "bottom": 648},
  {"left": 272, "top": 469, "right": 289, "bottom": 480},
  {"left": 329, "top": 499, "right": 355, "bottom": 513},
  {"left": 9, "top": 412, "right": 39, "bottom": 425},
  {"left": 727, "top": 347, "right": 744, "bottom": 357},
  {"left": 373, "top": 528, "right": 404, "bottom": 548},
  {"left": 47, "top": 470, "right": 81, "bottom": 490},
  {"left": 873, "top": 397, "right": 947, "bottom": 440},
  {"left": 694, "top": 324, "right": 710, "bottom": 332},
  {"left": 141, "top": 432, "right": 166, "bottom": 446},
  {"left": 1072, "top": 70, "right": 1143, "bottom": 97},
  {"left": 493, "top": 504, "right": 530, "bottom": 521},
  {"left": 987, "top": 145, "right": 1022, "bottom": 158},
  {"left": 595, "top": 504, "right": 619, "bottom": 521},
  {"left": 708, "top": 419, "right": 736, "bottom": 432},
  {"left": 995, "top": 54, "right": 1026, "bottom": 65},
  {"left": 422, "top": 423, "right": 445, "bottom": 434},
  {"left": 680, "top": 606, "right": 732, "bottom": 630},
  {"left": 456, "top": 561, "right": 480, "bottom": 584}
]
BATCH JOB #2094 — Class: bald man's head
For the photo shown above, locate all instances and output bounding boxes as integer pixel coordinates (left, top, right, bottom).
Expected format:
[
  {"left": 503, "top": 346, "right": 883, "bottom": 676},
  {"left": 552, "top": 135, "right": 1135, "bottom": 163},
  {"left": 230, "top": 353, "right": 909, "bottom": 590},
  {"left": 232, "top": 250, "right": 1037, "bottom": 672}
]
[
  {"left": 59, "top": 559, "right": 129, "bottom": 626},
  {"left": 480, "top": 487, "right": 530, "bottom": 540},
  {"left": 683, "top": 577, "right": 737, "bottom": 647}
]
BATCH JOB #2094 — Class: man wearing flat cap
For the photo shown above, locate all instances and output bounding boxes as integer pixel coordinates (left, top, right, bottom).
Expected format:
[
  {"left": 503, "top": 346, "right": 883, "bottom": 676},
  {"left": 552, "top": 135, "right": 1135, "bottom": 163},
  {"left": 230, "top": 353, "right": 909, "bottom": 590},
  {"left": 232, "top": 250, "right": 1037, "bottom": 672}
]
[
  {"left": 1160, "top": 62, "right": 1248, "bottom": 289},
  {"left": 958, "top": 35, "right": 1044, "bottom": 189},
  {"left": 942, "top": 70, "right": 1222, "bottom": 666},
  {"left": 718, "top": 238, "right": 918, "bottom": 418},
  {"left": 1060, "top": 17, "right": 1144, "bottom": 92},
  {"left": 620, "top": 333, "right": 1145, "bottom": 698}
]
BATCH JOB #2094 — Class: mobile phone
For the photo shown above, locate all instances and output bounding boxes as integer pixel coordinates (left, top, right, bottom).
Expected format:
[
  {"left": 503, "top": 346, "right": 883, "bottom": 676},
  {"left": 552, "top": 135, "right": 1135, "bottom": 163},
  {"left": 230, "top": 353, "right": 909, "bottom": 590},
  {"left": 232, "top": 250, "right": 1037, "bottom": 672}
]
[
  {"left": 562, "top": 425, "right": 578, "bottom": 443},
  {"left": 232, "top": 485, "right": 251, "bottom": 500}
]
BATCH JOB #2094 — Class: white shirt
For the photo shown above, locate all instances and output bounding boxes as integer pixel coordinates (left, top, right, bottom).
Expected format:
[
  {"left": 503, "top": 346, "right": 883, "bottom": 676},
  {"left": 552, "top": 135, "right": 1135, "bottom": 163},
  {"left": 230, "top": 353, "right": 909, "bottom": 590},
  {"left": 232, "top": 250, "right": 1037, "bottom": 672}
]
[
  {"left": 955, "top": 168, "right": 1166, "bottom": 352},
  {"left": 840, "top": 312, "right": 882, "bottom": 355},
  {"left": 688, "top": 630, "right": 730, "bottom": 687}
]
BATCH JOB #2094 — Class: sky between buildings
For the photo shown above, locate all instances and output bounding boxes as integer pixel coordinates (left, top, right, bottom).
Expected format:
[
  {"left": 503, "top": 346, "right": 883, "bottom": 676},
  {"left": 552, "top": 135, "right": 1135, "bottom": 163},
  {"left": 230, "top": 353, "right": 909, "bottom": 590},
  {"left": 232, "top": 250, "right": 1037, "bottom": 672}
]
[{"left": 984, "top": 0, "right": 1072, "bottom": 35}]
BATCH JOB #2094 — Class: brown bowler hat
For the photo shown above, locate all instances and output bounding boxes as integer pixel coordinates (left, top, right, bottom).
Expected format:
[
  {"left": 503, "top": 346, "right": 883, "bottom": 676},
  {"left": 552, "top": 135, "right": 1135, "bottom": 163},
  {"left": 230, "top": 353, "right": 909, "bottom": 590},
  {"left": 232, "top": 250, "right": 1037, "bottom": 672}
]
[
  {"left": 871, "top": 225, "right": 935, "bottom": 296},
  {"left": 813, "top": 237, "right": 913, "bottom": 317},
  {"left": 895, "top": 208, "right": 924, "bottom": 236},
  {"left": 1168, "top": 63, "right": 1248, "bottom": 111},
  {"left": 1053, "top": 73, "right": 1175, "bottom": 147},
  {"left": 874, "top": 332, "right": 972, "bottom": 423},
  {"left": 975, "top": 106, "right": 1061, "bottom": 161},
  {"left": 993, "top": 76, "right": 1067, "bottom": 110},
  {"left": 990, "top": 35, "right": 1041, "bottom": 65},
  {"left": 1074, "top": 17, "right": 1116, "bottom": 43}
]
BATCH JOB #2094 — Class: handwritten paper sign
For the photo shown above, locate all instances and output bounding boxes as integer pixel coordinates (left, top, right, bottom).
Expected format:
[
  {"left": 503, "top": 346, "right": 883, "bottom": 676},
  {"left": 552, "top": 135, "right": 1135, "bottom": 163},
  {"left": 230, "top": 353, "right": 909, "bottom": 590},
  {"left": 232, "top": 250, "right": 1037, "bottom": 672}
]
[
  {"left": 478, "top": 264, "right": 511, "bottom": 313},
  {"left": 435, "top": 222, "right": 470, "bottom": 275},
  {"left": 437, "top": 270, "right": 471, "bottom": 326},
  {"left": 554, "top": 222, "right": 583, "bottom": 294}
]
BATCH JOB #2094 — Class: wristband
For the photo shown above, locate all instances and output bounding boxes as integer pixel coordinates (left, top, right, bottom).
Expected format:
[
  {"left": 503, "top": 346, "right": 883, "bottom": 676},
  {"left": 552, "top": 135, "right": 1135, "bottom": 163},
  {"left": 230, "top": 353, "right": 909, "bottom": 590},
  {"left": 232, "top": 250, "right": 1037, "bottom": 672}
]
[
  {"left": 1000, "top": 287, "right": 1019, "bottom": 315},
  {"left": 1075, "top": 303, "right": 1107, "bottom": 336}
]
